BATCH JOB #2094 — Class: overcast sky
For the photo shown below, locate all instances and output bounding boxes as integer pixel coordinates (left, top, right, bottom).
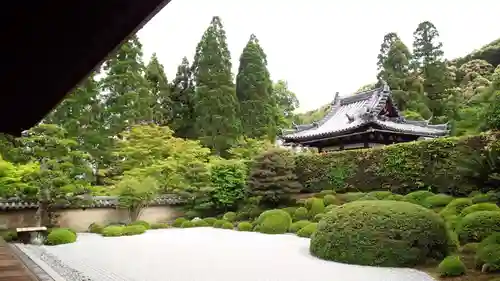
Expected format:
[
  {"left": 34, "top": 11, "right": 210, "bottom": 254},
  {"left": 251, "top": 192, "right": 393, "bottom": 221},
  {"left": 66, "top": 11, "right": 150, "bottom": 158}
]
[{"left": 137, "top": 0, "right": 499, "bottom": 112}]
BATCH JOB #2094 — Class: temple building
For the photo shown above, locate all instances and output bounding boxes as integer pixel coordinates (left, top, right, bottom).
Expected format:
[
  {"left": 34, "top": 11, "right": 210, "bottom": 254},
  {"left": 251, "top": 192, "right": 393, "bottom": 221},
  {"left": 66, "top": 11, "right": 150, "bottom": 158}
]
[{"left": 279, "top": 82, "right": 449, "bottom": 152}]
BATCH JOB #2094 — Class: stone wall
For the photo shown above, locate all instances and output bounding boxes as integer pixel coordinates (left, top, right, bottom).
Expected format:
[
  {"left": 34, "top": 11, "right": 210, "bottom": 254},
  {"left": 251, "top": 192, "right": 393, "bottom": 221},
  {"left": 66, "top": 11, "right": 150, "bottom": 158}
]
[{"left": 0, "top": 206, "right": 182, "bottom": 232}]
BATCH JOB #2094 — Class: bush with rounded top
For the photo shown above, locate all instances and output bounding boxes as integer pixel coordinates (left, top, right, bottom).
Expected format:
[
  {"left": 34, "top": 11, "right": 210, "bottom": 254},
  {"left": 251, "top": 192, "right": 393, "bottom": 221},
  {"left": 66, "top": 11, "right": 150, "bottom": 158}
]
[
  {"left": 46, "top": 228, "right": 77, "bottom": 245},
  {"left": 386, "top": 194, "right": 404, "bottom": 201},
  {"left": 1, "top": 231, "right": 17, "bottom": 242},
  {"left": 310, "top": 200, "right": 451, "bottom": 267},
  {"left": 213, "top": 219, "right": 228, "bottom": 228},
  {"left": 172, "top": 217, "right": 187, "bottom": 227},
  {"left": 308, "top": 198, "right": 325, "bottom": 218},
  {"left": 289, "top": 220, "right": 311, "bottom": 233},
  {"left": 460, "top": 243, "right": 479, "bottom": 254},
  {"left": 304, "top": 198, "right": 315, "bottom": 209},
  {"left": 313, "top": 213, "right": 325, "bottom": 222},
  {"left": 193, "top": 219, "right": 209, "bottom": 227},
  {"left": 425, "top": 194, "right": 454, "bottom": 208},
  {"left": 297, "top": 223, "right": 317, "bottom": 238},
  {"left": 88, "top": 223, "right": 104, "bottom": 234},
  {"left": 237, "top": 221, "right": 253, "bottom": 231},
  {"left": 403, "top": 190, "right": 435, "bottom": 206},
  {"left": 324, "top": 205, "right": 337, "bottom": 213},
  {"left": 437, "top": 255, "right": 466, "bottom": 277},
  {"left": 367, "top": 191, "right": 393, "bottom": 200},
  {"left": 460, "top": 203, "right": 499, "bottom": 217},
  {"left": 475, "top": 244, "right": 500, "bottom": 272},
  {"left": 180, "top": 221, "right": 194, "bottom": 228},
  {"left": 318, "top": 190, "right": 335, "bottom": 197},
  {"left": 102, "top": 226, "right": 124, "bottom": 237},
  {"left": 128, "top": 220, "right": 150, "bottom": 229},
  {"left": 222, "top": 212, "right": 237, "bottom": 222},
  {"left": 293, "top": 207, "right": 308, "bottom": 221},
  {"left": 323, "top": 195, "right": 339, "bottom": 206},
  {"left": 221, "top": 222, "right": 234, "bottom": 229},
  {"left": 203, "top": 217, "right": 217, "bottom": 226},
  {"left": 340, "top": 192, "right": 366, "bottom": 202},
  {"left": 255, "top": 209, "right": 292, "bottom": 234},
  {"left": 471, "top": 192, "right": 498, "bottom": 204},
  {"left": 123, "top": 225, "right": 146, "bottom": 236},
  {"left": 479, "top": 232, "right": 500, "bottom": 248},
  {"left": 456, "top": 211, "right": 500, "bottom": 243},
  {"left": 151, "top": 223, "right": 170, "bottom": 229},
  {"left": 281, "top": 207, "right": 297, "bottom": 217},
  {"left": 440, "top": 198, "right": 473, "bottom": 218}
]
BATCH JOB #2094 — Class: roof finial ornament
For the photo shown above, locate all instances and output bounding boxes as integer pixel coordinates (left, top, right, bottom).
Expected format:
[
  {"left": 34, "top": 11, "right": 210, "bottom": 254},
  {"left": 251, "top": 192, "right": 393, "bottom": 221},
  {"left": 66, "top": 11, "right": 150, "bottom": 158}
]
[{"left": 332, "top": 92, "right": 340, "bottom": 106}]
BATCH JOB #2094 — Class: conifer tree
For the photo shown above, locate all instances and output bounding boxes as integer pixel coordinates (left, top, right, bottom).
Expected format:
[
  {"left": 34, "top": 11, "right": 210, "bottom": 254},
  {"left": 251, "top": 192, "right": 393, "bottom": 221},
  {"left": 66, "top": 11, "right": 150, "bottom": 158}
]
[
  {"left": 145, "top": 53, "right": 172, "bottom": 125},
  {"left": 236, "top": 34, "right": 276, "bottom": 140},
  {"left": 192, "top": 16, "right": 241, "bottom": 155},
  {"left": 170, "top": 56, "right": 196, "bottom": 139}
]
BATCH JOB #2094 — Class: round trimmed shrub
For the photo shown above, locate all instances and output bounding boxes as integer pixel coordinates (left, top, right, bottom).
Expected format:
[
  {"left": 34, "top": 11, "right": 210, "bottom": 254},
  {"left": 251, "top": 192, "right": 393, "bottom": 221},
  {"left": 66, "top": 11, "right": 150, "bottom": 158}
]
[
  {"left": 313, "top": 213, "right": 325, "bottom": 222},
  {"left": 237, "top": 221, "right": 252, "bottom": 231},
  {"left": 456, "top": 211, "right": 500, "bottom": 243},
  {"left": 88, "top": 222, "right": 104, "bottom": 234},
  {"left": 1, "top": 231, "right": 18, "bottom": 242},
  {"left": 475, "top": 244, "right": 500, "bottom": 272},
  {"left": 440, "top": 198, "right": 473, "bottom": 218},
  {"left": 193, "top": 219, "right": 209, "bottom": 227},
  {"left": 180, "top": 221, "right": 194, "bottom": 228},
  {"left": 213, "top": 220, "right": 228, "bottom": 228},
  {"left": 460, "top": 203, "right": 499, "bottom": 217},
  {"left": 386, "top": 194, "right": 404, "bottom": 201},
  {"left": 471, "top": 192, "right": 497, "bottom": 204},
  {"left": 297, "top": 222, "right": 317, "bottom": 238},
  {"left": 479, "top": 232, "right": 500, "bottom": 248},
  {"left": 46, "top": 228, "right": 77, "bottom": 245},
  {"left": 323, "top": 195, "right": 339, "bottom": 206},
  {"left": 203, "top": 217, "right": 217, "bottom": 226},
  {"left": 403, "top": 190, "right": 435, "bottom": 206},
  {"left": 308, "top": 198, "right": 325, "bottom": 218},
  {"left": 222, "top": 212, "right": 237, "bottom": 222},
  {"left": 324, "top": 205, "right": 337, "bottom": 213},
  {"left": 425, "top": 194, "right": 454, "bottom": 208},
  {"left": 255, "top": 209, "right": 292, "bottom": 234},
  {"left": 172, "top": 217, "right": 187, "bottom": 227},
  {"left": 151, "top": 223, "right": 170, "bottom": 229},
  {"left": 289, "top": 220, "right": 311, "bottom": 233},
  {"left": 293, "top": 207, "right": 308, "bottom": 221},
  {"left": 305, "top": 198, "right": 315, "bottom": 209},
  {"left": 318, "top": 190, "right": 335, "bottom": 197},
  {"left": 281, "top": 207, "right": 297, "bottom": 217},
  {"left": 123, "top": 225, "right": 146, "bottom": 236},
  {"left": 437, "top": 255, "right": 466, "bottom": 277},
  {"left": 128, "top": 220, "right": 150, "bottom": 229},
  {"left": 101, "top": 225, "right": 124, "bottom": 237},
  {"left": 221, "top": 222, "right": 234, "bottom": 229},
  {"left": 310, "top": 200, "right": 451, "bottom": 267},
  {"left": 341, "top": 192, "right": 366, "bottom": 202},
  {"left": 460, "top": 243, "right": 479, "bottom": 254},
  {"left": 367, "top": 191, "right": 393, "bottom": 200}
]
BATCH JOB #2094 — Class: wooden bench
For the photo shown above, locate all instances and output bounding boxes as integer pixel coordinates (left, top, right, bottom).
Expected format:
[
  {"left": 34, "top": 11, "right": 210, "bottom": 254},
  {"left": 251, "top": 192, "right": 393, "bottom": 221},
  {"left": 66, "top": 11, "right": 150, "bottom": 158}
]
[{"left": 16, "top": 227, "right": 48, "bottom": 245}]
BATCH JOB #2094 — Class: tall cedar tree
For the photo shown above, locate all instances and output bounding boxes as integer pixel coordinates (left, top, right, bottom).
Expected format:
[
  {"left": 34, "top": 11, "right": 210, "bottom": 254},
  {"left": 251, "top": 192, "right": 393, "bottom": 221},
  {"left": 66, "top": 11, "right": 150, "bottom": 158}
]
[
  {"left": 236, "top": 34, "right": 277, "bottom": 140},
  {"left": 145, "top": 53, "right": 172, "bottom": 125},
  {"left": 170, "top": 57, "right": 196, "bottom": 139},
  {"left": 192, "top": 16, "right": 241, "bottom": 155},
  {"left": 248, "top": 148, "right": 302, "bottom": 206}
]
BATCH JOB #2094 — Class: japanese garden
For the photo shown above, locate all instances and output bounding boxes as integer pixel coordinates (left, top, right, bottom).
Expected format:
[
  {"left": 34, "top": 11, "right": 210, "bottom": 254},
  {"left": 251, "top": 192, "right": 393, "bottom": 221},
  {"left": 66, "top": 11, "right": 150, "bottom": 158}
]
[{"left": 1, "top": 16, "right": 500, "bottom": 281}]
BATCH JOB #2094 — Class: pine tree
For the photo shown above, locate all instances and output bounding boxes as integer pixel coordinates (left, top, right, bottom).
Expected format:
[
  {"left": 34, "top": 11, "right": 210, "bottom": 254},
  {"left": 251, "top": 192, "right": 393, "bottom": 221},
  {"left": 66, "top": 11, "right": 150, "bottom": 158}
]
[
  {"left": 145, "top": 53, "right": 172, "bottom": 125},
  {"left": 170, "top": 56, "right": 196, "bottom": 139},
  {"left": 192, "top": 16, "right": 241, "bottom": 155},
  {"left": 236, "top": 34, "right": 276, "bottom": 140},
  {"left": 377, "top": 34, "right": 412, "bottom": 90}
]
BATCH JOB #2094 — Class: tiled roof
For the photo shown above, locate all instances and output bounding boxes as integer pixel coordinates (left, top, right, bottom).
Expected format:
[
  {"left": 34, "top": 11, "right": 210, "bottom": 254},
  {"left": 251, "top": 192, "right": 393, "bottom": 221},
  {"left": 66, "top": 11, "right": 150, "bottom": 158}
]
[
  {"left": 282, "top": 83, "right": 449, "bottom": 141},
  {"left": 0, "top": 194, "right": 184, "bottom": 211}
]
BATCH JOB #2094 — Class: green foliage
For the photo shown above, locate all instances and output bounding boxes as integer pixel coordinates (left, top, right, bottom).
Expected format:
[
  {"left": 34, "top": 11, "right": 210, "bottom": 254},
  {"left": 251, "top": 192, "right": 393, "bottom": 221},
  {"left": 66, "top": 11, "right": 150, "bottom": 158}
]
[
  {"left": 88, "top": 223, "right": 104, "bottom": 234},
  {"left": 1, "top": 231, "right": 18, "bottom": 242},
  {"left": 324, "top": 205, "right": 337, "bottom": 213},
  {"left": 289, "top": 220, "right": 311, "bottom": 233},
  {"left": 172, "top": 217, "right": 187, "bottom": 227},
  {"left": 213, "top": 220, "right": 228, "bottom": 228},
  {"left": 439, "top": 198, "right": 473, "bottom": 218},
  {"left": 237, "top": 221, "right": 253, "bottom": 231},
  {"left": 222, "top": 211, "right": 237, "bottom": 222},
  {"left": 221, "top": 221, "right": 234, "bottom": 229},
  {"left": 424, "top": 194, "right": 454, "bottom": 208},
  {"left": 308, "top": 198, "right": 325, "bottom": 219},
  {"left": 386, "top": 194, "right": 404, "bottom": 201},
  {"left": 313, "top": 213, "right": 325, "bottom": 222},
  {"left": 460, "top": 243, "right": 480, "bottom": 254},
  {"left": 116, "top": 176, "right": 159, "bottom": 222},
  {"left": 102, "top": 226, "right": 124, "bottom": 237},
  {"left": 151, "top": 223, "right": 170, "bottom": 229},
  {"left": 293, "top": 207, "right": 308, "bottom": 221},
  {"left": 210, "top": 159, "right": 247, "bottom": 210},
  {"left": 322, "top": 194, "right": 338, "bottom": 206},
  {"left": 437, "top": 255, "right": 466, "bottom": 277},
  {"left": 475, "top": 244, "right": 500, "bottom": 272},
  {"left": 455, "top": 211, "right": 500, "bottom": 243},
  {"left": 310, "top": 201, "right": 451, "bottom": 267},
  {"left": 281, "top": 207, "right": 297, "bottom": 217},
  {"left": 203, "top": 217, "right": 217, "bottom": 226},
  {"left": 122, "top": 225, "right": 146, "bottom": 236},
  {"left": 128, "top": 220, "right": 151, "bottom": 229},
  {"left": 46, "top": 228, "right": 77, "bottom": 245},
  {"left": 254, "top": 209, "right": 292, "bottom": 234},
  {"left": 460, "top": 203, "right": 499, "bottom": 217},
  {"left": 297, "top": 223, "right": 317, "bottom": 238},
  {"left": 339, "top": 192, "right": 366, "bottom": 202},
  {"left": 367, "top": 191, "right": 393, "bottom": 200},
  {"left": 403, "top": 190, "right": 435, "bottom": 207},
  {"left": 471, "top": 192, "right": 498, "bottom": 203},
  {"left": 193, "top": 219, "right": 209, "bottom": 227},
  {"left": 180, "top": 221, "right": 194, "bottom": 228}
]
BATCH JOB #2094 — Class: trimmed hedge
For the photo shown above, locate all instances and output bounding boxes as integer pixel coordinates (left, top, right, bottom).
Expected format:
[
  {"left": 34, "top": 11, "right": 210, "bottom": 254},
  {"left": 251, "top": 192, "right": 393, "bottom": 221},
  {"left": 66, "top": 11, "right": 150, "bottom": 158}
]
[
  {"left": 123, "top": 225, "right": 146, "bottom": 236},
  {"left": 237, "top": 221, "right": 253, "bottom": 231},
  {"left": 213, "top": 220, "right": 228, "bottom": 228},
  {"left": 180, "top": 221, "right": 194, "bottom": 228},
  {"left": 475, "top": 244, "right": 500, "bottom": 272},
  {"left": 293, "top": 207, "right": 308, "bottom": 221},
  {"left": 323, "top": 195, "right": 338, "bottom": 206},
  {"left": 254, "top": 209, "right": 292, "bottom": 234},
  {"left": 437, "top": 255, "right": 466, "bottom": 277},
  {"left": 313, "top": 213, "right": 325, "bottom": 222},
  {"left": 425, "top": 194, "right": 454, "bottom": 208},
  {"left": 460, "top": 203, "right": 499, "bottom": 217},
  {"left": 221, "top": 222, "right": 234, "bottom": 229},
  {"left": 297, "top": 223, "right": 317, "bottom": 238},
  {"left": 440, "top": 198, "right": 473, "bottom": 218},
  {"left": 222, "top": 212, "right": 237, "bottom": 222},
  {"left": 308, "top": 198, "right": 325, "bottom": 218},
  {"left": 172, "top": 217, "right": 187, "bottom": 227},
  {"left": 102, "top": 226, "right": 124, "bottom": 237},
  {"left": 310, "top": 200, "right": 451, "bottom": 267},
  {"left": 456, "top": 211, "right": 500, "bottom": 243},
  {"left": 128, "top": 220, "right": 150, "bottom": 229},
  {"left": 203, "top": 217, "right": 217, "bottom": 226},
  {"left": 193, "top": 219, "right": 210, "bottom": 227},
  {"left": 403, "top": 191, "right": 435, "bottom": 206},
  {"left": 289, "top": 220, "right": 311, "bottom": 233},
  {"left": 46, "top": 228, "right": 77, "bottom": 245},
  {"left": 151, "top": 223, "right": 170, "bottom": 229},
  {"left": 295, "top": 133, "right": 495, "bottom": 194},
  {"left": 88, "top": 223, "right": 104, "bottom": 234}
]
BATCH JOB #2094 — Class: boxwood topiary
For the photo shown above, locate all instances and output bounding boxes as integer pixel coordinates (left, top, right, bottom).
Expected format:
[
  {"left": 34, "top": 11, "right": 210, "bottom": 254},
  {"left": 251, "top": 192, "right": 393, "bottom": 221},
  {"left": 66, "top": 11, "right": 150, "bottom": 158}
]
[
  {"left": 46, "top": 228, "right": 77, "bottom": 245},
  {"left": 180, "top": 221, "right": 194, "bottom": 228},
  {"left": 471, "top": 192, "right": 498, "bottom": 204},
  {"left": 281, "top": 207, "right": 298, "bottom": 217},
  {"left": 203, "top": 217, "right": 217, "bottom": 226},
  {"left": 425, "top": 194, "right": 454, "bottom": 208},
  {"left": 440, "top": 198, "right": 473, "bottom": 218},
  {"left": 88, "top": 222, "right": 104, "bottom": 234},
  {"left": 403, "top": 190, "right": 435, "bottom": 206},
  {"left": 222, "top": 212, "right": 237, "bottom": 222},
  {"left": 455, "top": 211, "right": 500, "bottom": 243},
  {"left": 172, "top": 217, "right": 187, "bottom": 227},
  {"left": 1, "top": 230, "right": 18, "bottom": 242},
  {"left": 367, "top": 191, "right": 393, "bottom": 200},
  {"left": 221, "top": 222, "right": 234, "bottom": 229},
  {"left": 293, "top": 207, "right": 308, "bottom": 221},
  {"left": 128, "top": 220, "right": 150, "bottom": 229},
  {"left": 308, "top": 198, "right": 325, "bottom": 218},
  {"left": 437, "top": 255, "right": 466, "bottom": 277},
  {"left": 304, "top": 198, "right": 315, "bottom": 209},
  {"left": 289, "top": 220, "right": 311, "bottom": 233},
  {"left": 237, "top": 221, "right": 253, "bottom": 231},
  {"left": 102, "top": 225, "right": 124, "bottom": 237},
  {"left": 475, "top": 244, "right": 500, "bottom": 272},
  {"left": 213, "top": 219, "right": 228, "bottom": 228},
  {"left": 386, "top": 194, "right": 404, "bottom": 201},
  {"left": 460, "top": 243, "right": 480, "bottom": 254},
  {"left": 310, "top": 200, "right": 451, "bottom": 267},
  {"left": 313, "top": 213, "right": 325, "bottom": 222},
  {"left": 123, "top": 225, "right": 146, "bottom": 236},
  {"left": 460, "top": 203, "right": 499, "bottom": 217},
  {"left": 150, "top": 223, "right": 170, "bottom": 229},
  {"left": 324, "top": 205, "right": 337, "bottom": 213},
  {"left": 255, "top": 209, "right": 292, "bottom": 234},
  {"left": 340, "top": 192, "right": 366, "bottom": 202},
  {"left": 323, "top": 195, "right": 338, "bottom": 206},
  {"left": 297, "top": 222, "right": 317, "bottom": 238},
  {"left": 193, "top": 219, "right": 209, "bottom": 227}
]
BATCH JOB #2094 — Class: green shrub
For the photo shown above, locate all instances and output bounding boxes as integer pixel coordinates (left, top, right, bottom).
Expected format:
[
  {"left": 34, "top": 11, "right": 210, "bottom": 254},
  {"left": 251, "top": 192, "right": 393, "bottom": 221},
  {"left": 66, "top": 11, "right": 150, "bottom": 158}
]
[
  {"left": 213, "top": 220, "right": 228, "bottom": 228},
  {"left": 437, "top": 255, "right": 466, "bottom": 277},
  {"left": 203, "top": 217, "right": 217, "bottom": 226},
  {"left": 340, "top": 192, "right": 366, "bottom": 202},
  {"left": 440, "top": 198, "right": 473, "bottom": 218},
  {"left": 102, "top": 225, "right": 124, "bottom": 237},
  {"left": 323, "top": 195, "right": 339, "bottom": 206},
  {"left": 456, "top": 211, "right": 500, "bottom": 243},
  {"left": 475, "top": 244, "right": 500, "bottom": 272},
  {"left": 471, "top": 192, "right": 498, "bottom": 203},
  {"left": 425, "top": 194, "right": 454, "bottom": 208},
  {"left": 184, "top": 210, "right": 200, "bottom": 219},
  {"left": 386, "top": 194, "right": 404, "bottom": 201},
  {"left": 359, "top": 193, "right": 380, "bottom": 201},
  {"left": 324, "top": 204, "right": 337, "bottom": 213},
  {"left": 318, "top": 190, "right": 336, "bottom": 197},
  {"left": 460, "top": 203, "right": 499, "bottom": 217},
  {"left": 237, "top": 221, "right": 253, "bottom": 231},
  {"left": 193, "top": 219, "right": 209, "bottom": 227},
  {"left": 221, "top": 222, "right": 234, "bottom": 229},
  {"left": 367, "top": 191, "right": 393, "bottom": 200},
  {"left": 88, "top": 223, "right": 104, "bottom": 234},
  {"left": 310, "top": 200, "right": 451, "bottom": 267},
  {"left": 304, "top": 198, "right": 315, "bottom": 209},
  {"left": 403, "top": 190, "right": 435, "bottom": 206},
  {"left": 150, "top": 223, "right": 170, "bottom": 229},
  {"left": 308, "top": 198, "right": 325, "bottom": 218},
  {"left": 122, "top": 225, "right": 146, "bottom": 236},
  {"left": 289, "top": 220, "right": 311, "bottom": 233},
  {"left": 255, "top": 209, "right": 292, "bottom": 234},
  {"left": 313, "top": 213, "right": 325, "bottom": 222},
  {"left": 479, "top": 232, "right": 500, "bottom": 249},
  {"left": 460, "top": 243, "right": 480, "bottom": 254},
  {"left": 180, "top": 221, "right": 194, "bottom": 228},
  {"left": 222, "top": 212, "right": 237, "bottom": 222},
  {"left": 297, "top": 223, "right": 317, "bottom": 238},
  {"left": 293, "top": 207, "right": 308, "bottom": 221},
  {"left": 281, "top": 207, "right": 297, "bottom": 217},
  {"left": 128, "top": 220, "right": 150, "bottom": 229},
  {"left": 1, "top": 230, "right": 18, "bottom": 242},
  {"left": 46, "top": 228, "right": 77, "bottom": 245},
  {"left": 172, "top": 217, "right": 187, "bottom": 227}
]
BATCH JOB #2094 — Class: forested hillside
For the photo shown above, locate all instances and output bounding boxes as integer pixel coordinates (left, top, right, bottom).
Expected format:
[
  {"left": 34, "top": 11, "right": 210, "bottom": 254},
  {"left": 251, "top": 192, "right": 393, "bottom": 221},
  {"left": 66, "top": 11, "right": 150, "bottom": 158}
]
[{"left": 295, "top": 23, "right": 500, "bottom": 137}]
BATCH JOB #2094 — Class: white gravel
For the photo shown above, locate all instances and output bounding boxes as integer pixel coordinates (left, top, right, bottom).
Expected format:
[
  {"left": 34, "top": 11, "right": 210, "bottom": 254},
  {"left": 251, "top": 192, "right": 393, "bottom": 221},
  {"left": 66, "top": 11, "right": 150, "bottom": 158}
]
[{"left": 20, "top": 228, "right": 436, "bottom": 281}]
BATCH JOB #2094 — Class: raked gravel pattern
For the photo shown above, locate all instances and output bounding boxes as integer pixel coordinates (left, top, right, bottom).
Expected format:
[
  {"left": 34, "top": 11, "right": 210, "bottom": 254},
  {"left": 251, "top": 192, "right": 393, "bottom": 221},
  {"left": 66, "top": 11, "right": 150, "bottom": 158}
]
[{"left": 17, "top": 228, "right": 436, "bottom": 281}]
